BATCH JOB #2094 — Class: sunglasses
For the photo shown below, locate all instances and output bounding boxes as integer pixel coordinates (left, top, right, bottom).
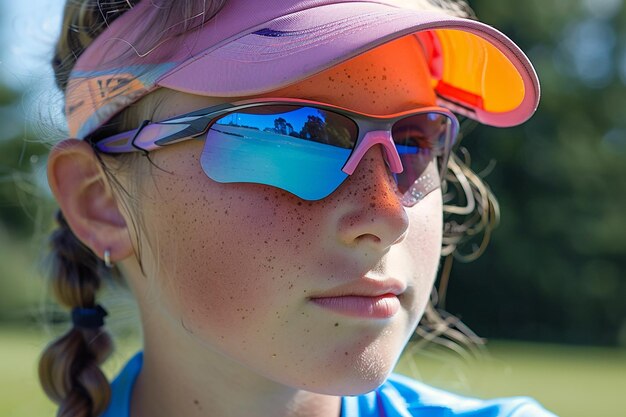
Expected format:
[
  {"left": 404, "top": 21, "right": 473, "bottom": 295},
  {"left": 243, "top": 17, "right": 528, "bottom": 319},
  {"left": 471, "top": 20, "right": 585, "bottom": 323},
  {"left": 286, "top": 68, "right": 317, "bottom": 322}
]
[{"left": 92, "top": 98, "right": 459, "bottom": 206}]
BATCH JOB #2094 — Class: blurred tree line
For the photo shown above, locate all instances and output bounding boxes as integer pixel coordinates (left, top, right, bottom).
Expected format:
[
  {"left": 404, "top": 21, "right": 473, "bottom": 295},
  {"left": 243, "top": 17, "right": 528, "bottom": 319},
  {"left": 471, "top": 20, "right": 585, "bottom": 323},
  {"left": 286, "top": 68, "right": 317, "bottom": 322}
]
[
  {"left": 0, "top": 0, "right": 625, "bottom": 346},
  {"left": 0, "top": 85, "right": 48, "bottom": 237},
  {"left": 445, "top": 0, "right": 626, "bottom": 346}
]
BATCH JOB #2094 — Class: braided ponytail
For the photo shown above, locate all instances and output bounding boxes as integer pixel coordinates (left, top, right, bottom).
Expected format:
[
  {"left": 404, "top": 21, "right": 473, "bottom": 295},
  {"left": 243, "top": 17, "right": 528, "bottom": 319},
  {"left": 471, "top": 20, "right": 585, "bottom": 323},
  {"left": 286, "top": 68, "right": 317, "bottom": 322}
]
[{"left": 39, "top": 210, "right": 114, "bottom": 417}]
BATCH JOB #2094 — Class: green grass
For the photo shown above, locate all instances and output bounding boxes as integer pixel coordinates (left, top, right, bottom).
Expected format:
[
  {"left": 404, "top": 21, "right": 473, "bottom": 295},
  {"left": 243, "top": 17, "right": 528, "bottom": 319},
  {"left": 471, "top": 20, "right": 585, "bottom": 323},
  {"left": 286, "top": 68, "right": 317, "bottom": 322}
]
[
  {"left": 0, "top": 325, "right": 140, "bottom": 417},
  {"left": 395, "top": 340, "right": 626, "bottom": 417},
  {"left": 2, "top": 325, "right": 625, "bottom": 417},
  {"left": 1, "top": 326, "right": 57, "bottom": 417}
]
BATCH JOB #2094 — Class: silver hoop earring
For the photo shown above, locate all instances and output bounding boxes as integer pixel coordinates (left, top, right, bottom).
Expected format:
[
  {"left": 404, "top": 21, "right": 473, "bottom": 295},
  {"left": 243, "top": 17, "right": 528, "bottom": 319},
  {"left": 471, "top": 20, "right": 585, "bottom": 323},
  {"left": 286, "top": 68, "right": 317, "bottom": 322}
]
[{"left": 104, "top": 249, "right": 113, "bottom": 269}]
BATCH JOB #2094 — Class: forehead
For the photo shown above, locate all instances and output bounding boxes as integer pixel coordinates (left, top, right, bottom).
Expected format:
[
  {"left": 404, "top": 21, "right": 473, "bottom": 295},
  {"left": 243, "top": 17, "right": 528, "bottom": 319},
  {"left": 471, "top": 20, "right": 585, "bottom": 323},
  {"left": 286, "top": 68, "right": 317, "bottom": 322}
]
[
  {"left": 269, "top": 35, "right": 436, "bottom": 112},
  {"left": 151, "top": 35, "right": 435, "bottom": 121}
]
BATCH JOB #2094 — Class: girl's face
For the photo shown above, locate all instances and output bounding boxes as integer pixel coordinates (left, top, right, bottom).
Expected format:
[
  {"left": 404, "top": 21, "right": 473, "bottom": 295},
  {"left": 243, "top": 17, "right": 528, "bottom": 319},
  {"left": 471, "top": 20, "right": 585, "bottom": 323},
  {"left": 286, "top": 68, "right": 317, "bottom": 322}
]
[{"left": 121, "top": 36, "right": 442, "bottom": 395}]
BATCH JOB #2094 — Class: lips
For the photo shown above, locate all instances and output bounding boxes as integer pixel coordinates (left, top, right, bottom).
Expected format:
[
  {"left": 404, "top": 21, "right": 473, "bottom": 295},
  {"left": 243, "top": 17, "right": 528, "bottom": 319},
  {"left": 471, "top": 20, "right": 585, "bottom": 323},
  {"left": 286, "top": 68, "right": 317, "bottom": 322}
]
[
  {"left": 310, "top": 294, "right": 401, "bottom": 318},
  {"left": 308, "top": 277, "right": 406, "bottom": 319}
]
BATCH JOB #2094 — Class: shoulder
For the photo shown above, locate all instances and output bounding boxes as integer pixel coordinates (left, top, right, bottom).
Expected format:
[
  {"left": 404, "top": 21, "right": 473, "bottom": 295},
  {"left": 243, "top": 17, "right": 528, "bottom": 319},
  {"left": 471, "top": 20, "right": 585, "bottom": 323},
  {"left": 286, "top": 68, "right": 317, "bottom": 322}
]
[
  {"left": 384, "top": 373, "right": 558, "bottom": 416},
  {"left": 342, "top": 373, "right": 559, "bottom": 417},
  {"left": 101, "top": 352, "right": 143, "bottom": 417}
]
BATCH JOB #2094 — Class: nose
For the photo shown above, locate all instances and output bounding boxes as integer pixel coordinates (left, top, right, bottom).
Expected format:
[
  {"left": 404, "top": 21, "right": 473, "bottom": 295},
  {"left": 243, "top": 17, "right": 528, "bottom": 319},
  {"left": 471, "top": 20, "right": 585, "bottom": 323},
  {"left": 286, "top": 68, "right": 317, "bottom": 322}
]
[{"left": 335, "top": 142, "right": 410, "bottom": 250}]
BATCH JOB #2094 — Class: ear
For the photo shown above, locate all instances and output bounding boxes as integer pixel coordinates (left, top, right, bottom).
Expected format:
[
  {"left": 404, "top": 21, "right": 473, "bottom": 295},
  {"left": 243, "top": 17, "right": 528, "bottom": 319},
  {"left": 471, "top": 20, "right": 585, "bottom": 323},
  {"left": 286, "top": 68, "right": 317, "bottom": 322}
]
[{"left": 47, "top": 139, "right": 134, "bottom": 264}]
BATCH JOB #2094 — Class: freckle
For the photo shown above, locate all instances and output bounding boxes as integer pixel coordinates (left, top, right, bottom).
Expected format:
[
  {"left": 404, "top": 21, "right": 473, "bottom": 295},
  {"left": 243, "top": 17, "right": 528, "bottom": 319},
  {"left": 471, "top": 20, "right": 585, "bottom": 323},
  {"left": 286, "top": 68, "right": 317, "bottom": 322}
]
[
  {"left": 334, "top": 322, "right": 339, "bottom": 327},
  {"left": 272, "top": 353, "right": 277, "bottom": 358},
  {"left": 344, "top": 351, "right": 349, "bottom": 355}
]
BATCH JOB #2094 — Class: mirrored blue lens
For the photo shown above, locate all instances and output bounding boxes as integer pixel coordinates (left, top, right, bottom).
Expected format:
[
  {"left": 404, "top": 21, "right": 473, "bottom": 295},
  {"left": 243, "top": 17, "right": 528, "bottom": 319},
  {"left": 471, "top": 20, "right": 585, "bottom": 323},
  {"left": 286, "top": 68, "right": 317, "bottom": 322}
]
[{"left": 200, "top": 106, "right": 358, "bottom": 200}]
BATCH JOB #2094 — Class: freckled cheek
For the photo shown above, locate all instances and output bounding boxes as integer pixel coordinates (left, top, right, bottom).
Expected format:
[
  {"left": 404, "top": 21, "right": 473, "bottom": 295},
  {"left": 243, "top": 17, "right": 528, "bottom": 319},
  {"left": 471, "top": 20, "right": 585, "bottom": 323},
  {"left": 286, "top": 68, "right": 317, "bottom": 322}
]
[
  {"left": 147, "top": 192, "right": 316, "bottom": 336},
  {"left": 155, "top": 213, "right": 288, "bottom": 331},
  {"left": 174, "top": 268, "right": 280, "bottom": 335}
]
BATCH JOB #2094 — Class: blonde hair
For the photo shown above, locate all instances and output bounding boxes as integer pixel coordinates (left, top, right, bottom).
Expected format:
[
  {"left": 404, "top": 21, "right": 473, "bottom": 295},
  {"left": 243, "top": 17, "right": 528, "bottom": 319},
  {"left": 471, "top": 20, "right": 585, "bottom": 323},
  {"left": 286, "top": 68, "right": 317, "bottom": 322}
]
[{"left": 40, "top": 1, "right": 496, "bottom": 416}]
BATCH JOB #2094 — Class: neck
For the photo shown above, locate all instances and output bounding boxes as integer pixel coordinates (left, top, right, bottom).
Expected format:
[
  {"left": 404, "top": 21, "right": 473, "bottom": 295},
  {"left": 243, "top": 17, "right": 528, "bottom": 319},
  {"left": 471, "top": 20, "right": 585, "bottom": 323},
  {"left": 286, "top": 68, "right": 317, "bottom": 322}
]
[{"left": 130, "top": 321, "right": 342, "bottom": 417}]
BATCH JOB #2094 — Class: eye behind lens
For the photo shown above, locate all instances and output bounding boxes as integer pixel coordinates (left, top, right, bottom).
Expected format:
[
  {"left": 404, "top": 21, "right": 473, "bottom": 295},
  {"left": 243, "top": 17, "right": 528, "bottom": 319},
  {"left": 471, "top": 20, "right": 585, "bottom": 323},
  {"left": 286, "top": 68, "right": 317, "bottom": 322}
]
[{"left": 392, "top": 113, "right": 452, "bottom": 156}]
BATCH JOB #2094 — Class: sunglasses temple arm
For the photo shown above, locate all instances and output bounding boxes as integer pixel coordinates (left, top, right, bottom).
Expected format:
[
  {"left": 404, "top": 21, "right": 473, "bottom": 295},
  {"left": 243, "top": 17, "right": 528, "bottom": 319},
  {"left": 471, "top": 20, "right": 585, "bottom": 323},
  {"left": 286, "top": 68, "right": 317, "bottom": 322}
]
[
  {"left": 93, "top": 125, "right": 145, "bottom": 153},
  {"left": 95, "top": 118, "right": 214, "bottom": 153}
]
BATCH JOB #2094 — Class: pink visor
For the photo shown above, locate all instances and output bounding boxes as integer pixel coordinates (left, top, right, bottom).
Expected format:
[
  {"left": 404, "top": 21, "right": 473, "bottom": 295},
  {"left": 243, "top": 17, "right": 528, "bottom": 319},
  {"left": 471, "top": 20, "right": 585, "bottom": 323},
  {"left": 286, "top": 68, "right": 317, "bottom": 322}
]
[{"left": 65, "top": 0, "right": 541, "bottom": 139}]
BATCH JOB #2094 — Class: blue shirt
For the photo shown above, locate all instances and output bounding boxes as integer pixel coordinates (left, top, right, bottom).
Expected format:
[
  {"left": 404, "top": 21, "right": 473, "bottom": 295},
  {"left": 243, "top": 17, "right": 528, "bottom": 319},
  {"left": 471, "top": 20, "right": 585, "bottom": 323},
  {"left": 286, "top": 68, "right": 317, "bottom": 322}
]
[{"left": 103, "top": 352, "right": 557, "bottom": 417}]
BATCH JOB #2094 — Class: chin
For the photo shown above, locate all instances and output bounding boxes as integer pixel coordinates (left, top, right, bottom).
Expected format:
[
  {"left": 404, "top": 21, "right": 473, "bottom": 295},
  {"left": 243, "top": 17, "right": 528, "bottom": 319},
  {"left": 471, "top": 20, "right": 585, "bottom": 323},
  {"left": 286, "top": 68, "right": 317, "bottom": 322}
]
[
  {"left": 294, "top": 360, "right": 395, "bottom": 396},
  {"left": 307, "top": 373, "right": 392, "bottom": 396},
  {"left": 306, "top": 335, "right": 407, "bottom": 395}
]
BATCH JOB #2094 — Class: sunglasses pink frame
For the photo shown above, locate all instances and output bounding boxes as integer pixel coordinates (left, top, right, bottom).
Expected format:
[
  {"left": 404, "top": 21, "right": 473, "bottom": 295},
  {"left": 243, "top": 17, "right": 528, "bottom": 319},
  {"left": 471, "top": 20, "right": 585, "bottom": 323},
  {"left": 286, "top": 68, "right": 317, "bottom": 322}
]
[
  {"left": 90, "top": 97, "right": 459, "bottom": 203},
  {"left": 94, "top": 97, "right": 457, "bottom": 178}
]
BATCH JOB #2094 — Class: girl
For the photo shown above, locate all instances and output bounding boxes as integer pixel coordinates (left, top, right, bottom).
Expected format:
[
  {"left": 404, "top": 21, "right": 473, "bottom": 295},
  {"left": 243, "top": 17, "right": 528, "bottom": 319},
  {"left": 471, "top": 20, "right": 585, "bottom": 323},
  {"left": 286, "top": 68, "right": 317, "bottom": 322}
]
[{"left": 39, "top": 0, "right": 555, "bottom": 416}]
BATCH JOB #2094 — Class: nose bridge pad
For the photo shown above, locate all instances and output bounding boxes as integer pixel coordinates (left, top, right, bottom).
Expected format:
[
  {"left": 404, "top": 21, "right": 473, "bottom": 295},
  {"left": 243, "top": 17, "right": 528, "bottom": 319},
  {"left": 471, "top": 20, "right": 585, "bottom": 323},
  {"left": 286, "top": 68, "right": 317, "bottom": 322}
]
[{"left": 341, "top": 130, "right": 403, "bottom": 175}]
